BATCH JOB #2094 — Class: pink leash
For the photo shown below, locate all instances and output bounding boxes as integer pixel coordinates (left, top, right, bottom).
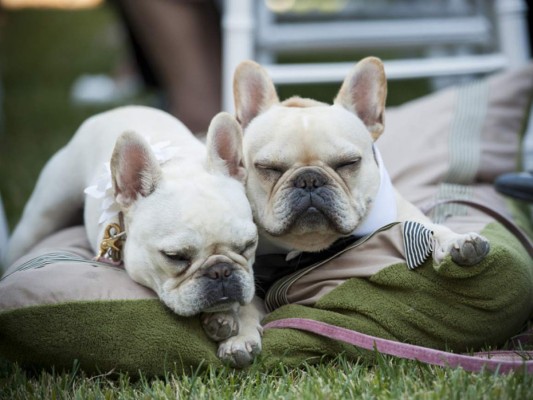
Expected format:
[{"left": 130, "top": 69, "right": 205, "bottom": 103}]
[{"left": 263, "top": 318, "right": 533, "bottom": 373}]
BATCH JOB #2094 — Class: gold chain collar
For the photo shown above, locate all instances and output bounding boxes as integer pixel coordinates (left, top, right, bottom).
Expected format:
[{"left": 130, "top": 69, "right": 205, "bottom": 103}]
[{"left": 95, "top": 212, "right": 127, "bottom": 265}]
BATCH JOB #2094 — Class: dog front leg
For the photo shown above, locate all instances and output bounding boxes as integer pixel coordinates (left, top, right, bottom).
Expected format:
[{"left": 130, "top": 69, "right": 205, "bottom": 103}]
[
  {"left": 424, "top": 223, "right": 490, "bottom": 266},
  {"left": 216, "top": 296, "right": 265, "bottom": 368},
  {"left": 396, "top": 194, "right": 490, "bottom": 266},
  {"left": 201, "top": 304, "right": 240, "bottom": 342}
]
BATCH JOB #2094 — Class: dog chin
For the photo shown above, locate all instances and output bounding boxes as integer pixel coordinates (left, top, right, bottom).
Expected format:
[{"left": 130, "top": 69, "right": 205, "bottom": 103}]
[
  {"left": 202, "top": 299, "right": 240, "bottom": 313},
  {"left": 160, "top": 294, "right": 239, "bottom": 317},
  {"left": 262, "top": 207, "right": 355, "bottom": 252},
  {"left": 158, "top": 288, "right": 233, "bottom": 317},
  {"left": 263, "top": 227, "right": 344, "bottom": 253},
  {"left": 293, "top": 207, "right": 334, "bottom": 230}
]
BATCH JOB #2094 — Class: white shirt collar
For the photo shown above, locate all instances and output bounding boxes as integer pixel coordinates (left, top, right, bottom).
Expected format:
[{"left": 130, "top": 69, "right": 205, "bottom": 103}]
[{"left": 351, "top": 145, "right": 397, "bottom": 238}]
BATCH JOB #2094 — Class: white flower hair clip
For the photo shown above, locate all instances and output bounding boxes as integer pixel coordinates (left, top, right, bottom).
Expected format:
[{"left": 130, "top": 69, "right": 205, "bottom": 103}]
[{"left": 84, "top": 139, "right": 179, "bottom": 224}]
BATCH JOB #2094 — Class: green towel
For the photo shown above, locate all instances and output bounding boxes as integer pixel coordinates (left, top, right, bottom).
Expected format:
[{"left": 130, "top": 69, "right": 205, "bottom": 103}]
[
  {"left": 261, "top": 222, "right": 533, "bottom": 368},
  {"left": 0, "top": 300, "right": 222, "bottom": 375}
]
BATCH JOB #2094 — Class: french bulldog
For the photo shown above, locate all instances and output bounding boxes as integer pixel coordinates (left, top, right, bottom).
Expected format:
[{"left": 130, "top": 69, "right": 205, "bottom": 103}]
[
  {"left": 6, "top": 106, "right": 264, "bottom": 367},
  {"left": 233, "top": 57, "right": 490, "bottom": 267}
]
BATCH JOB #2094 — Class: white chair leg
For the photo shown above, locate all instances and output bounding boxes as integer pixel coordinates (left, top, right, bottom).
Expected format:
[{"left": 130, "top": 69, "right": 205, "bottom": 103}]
[
  {"left": 495, "top": 0, "right": 530, "bottom": 66},
  {"left": 221, "top": 0, "right": 254, "bottom": 113}
]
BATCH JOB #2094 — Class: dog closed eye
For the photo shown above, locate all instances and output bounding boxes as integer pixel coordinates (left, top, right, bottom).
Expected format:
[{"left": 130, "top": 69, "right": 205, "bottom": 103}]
[
  {"left": 160, "top": 250, "right": 192, "bottom": 267},
  {"left": 237, "top": 239, "right": 257, "bottom": 256},
  {"left": 334, "top": 157, "right": 361, "bottom": 171},
  {"left": 254, "top": 162, "right": 286, "bottom": 179}
]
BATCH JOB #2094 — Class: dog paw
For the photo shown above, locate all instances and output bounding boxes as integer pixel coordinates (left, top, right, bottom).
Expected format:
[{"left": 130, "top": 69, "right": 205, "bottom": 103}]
[
  {"left": 446, "top": 233, "right": 490, "bottom": 266},
  {"left": 201, "top": 311, "right": 239, "bottom": 342},
  {"left": 217, "top": 332, "right": 262, "bottom": 368}
]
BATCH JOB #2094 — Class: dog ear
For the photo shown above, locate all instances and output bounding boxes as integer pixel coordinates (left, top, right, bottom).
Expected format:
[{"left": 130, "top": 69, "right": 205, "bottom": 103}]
[
  {"left": 111, "top": 131, "right": 162, "bottom": 207},
  {"left": 334, "top": 57, "right": 387, "bottom": 141},
  {"left": 206, "top": 112, "right": 246, "bottom": 183},
  {"left": 233, "top": 60, "right": 279, "bottom": 129}
]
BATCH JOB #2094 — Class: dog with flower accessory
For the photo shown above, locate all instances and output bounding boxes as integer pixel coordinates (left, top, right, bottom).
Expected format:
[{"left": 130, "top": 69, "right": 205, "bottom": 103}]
[{"left": 6, "top": 106, "right": 263, "bottom": 367}]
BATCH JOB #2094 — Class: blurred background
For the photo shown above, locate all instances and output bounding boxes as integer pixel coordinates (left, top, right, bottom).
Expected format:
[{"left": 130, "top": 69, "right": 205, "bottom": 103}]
[
  {"left": 0, "top": 0, "right": 531, "bottom": 261},
  {"left": 0, "top": 1, "right": 127, "bottom": 233}
]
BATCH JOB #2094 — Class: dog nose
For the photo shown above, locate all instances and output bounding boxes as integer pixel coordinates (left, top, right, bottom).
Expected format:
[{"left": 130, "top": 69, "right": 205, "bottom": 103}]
[
  {"left": 294, "top": 170, "right": 326, "bottom": 190},
  {"left": 204, "top": 263, "right": 233, "bottom": 280}
]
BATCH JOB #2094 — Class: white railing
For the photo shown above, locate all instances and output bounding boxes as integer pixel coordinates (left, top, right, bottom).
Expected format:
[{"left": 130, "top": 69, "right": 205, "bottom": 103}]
[{"left": 221, "top": 0, "right": 530, "bottom": 112}]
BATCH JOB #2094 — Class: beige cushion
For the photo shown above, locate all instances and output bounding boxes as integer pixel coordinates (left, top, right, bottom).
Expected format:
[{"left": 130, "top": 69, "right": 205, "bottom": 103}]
[
  {"left": 379, "top": 65, "right": 533, "bottom": 205},
  {"left": 0, "top": 227, "right": 156, "bottom": 312}
]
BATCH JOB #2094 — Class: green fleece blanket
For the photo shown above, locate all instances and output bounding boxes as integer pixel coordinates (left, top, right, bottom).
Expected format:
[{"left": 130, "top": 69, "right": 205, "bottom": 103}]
[
  {"left": 1, "top": 223, "right": 532, "bottom": 376},
  {"left": 261, "top": 223, "right": 533, "bottom": 368}
]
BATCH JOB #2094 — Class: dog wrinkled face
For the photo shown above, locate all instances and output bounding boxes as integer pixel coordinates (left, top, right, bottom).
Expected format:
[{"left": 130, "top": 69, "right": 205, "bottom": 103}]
[
  {"left": 123, "top": 176, "right": 257, "bottom": 316},
  {"left": 110, "top": 113, "right": 257, "bottom": 316},
  {"left": 244, "top": 105, "right": 379, "bottom": 252},
  {"left": 234, "top": 57, "right": 387, "bottom": 252}
]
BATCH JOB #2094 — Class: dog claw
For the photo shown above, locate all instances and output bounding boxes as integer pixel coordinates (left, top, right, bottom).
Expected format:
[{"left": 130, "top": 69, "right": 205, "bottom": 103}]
[
  {"left": 217, "top": 336, "right": 261, "bottom": 368},
  {"left": 201, "top": 311, "right": 239, "bottom": 342},
  {"left": 450, "top": 233, "right": 490, "bottom": 266}
]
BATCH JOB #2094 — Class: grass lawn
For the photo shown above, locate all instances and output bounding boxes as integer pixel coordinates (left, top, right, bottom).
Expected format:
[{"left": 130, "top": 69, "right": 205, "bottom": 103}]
[
  {"left": 0, "top": 4, "right": 532, "bottom": 399},
  {"left": 2, "top": 353, "right": 533, "bottom": 399}
]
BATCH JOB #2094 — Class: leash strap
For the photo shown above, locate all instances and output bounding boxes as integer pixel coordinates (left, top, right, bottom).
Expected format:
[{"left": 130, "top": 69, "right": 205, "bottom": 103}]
[{"left": 263, "top": 318, "right": 533, "bottom": 373}]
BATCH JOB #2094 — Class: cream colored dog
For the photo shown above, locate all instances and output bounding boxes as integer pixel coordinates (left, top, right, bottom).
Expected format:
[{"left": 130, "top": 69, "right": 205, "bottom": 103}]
[
  {"left": 6, "top": 106, "right": 263, "bottom": 367},
  {"left": 234, "top": 57, "right": 490, "bottom": 266}
]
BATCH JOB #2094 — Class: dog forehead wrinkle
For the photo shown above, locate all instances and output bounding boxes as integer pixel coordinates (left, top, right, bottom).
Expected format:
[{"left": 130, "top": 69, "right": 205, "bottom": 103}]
[
  {"left": 250, "top": 106, "right": 370, "bottom": 157},
  {"left": 128, "top": 178, "right": 253, "bottom": 239},
  {"left": 162, "top": 169, "right": 253, "bottom": 217},
  {"left": 166, "top": 177, "right": 256, "bottom": 243},
  {"left": 249, "top": 123, "right": 321, "bottom": 166},
  {"left": 158, "top": 232, "right": 200, "bottom": 253}
]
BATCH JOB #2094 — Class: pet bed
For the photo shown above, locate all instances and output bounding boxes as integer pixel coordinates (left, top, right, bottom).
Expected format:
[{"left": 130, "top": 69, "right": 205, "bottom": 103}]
[{"left": 1, "top": 65, "right": 532, "bottom": 375}]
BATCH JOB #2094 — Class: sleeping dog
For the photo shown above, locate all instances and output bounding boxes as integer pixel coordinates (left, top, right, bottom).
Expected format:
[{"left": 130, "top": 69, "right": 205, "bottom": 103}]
[
  {"left": 6, "top": 106, "right": 263, "bottom": 367},
  {"left": 233, "top": 57, "right": 490, "bottom": 271}
]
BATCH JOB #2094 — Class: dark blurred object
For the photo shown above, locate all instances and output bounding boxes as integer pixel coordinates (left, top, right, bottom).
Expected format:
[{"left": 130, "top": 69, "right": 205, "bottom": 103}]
[
  {"left": 110, "top": 0, "right": 159, "bottom": 91},
  {"left": 495, "top": 171, "right": 533, "bottom": 202},
  {"left": 111, "top": 0, "right": 221, "bottom": 135}
]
